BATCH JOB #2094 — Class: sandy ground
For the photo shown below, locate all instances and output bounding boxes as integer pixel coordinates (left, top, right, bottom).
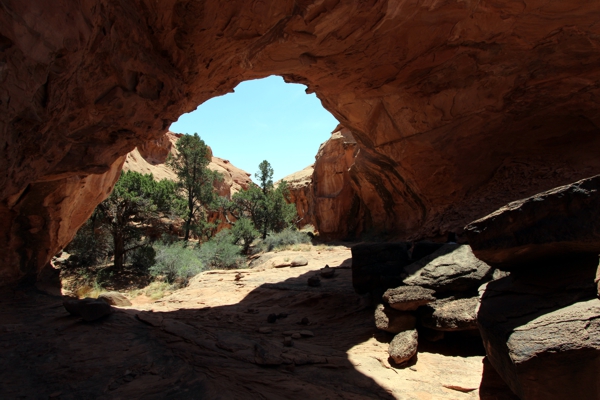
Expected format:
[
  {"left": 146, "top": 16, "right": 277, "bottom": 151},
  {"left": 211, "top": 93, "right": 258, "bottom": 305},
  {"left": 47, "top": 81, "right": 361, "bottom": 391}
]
[{"left": 0, "top": 244, "right": 515, "bottom": 399}]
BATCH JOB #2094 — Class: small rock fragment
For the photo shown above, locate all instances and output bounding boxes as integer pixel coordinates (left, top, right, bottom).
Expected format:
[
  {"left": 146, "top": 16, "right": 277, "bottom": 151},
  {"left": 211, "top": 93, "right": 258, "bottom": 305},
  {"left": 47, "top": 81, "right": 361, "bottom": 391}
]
[
  {"left": 283, "top": 337, "right": 293, "bottom": 347},
  {"left": 258, "top": 327, "right": 273, "bottom": 334},
  {"left": 277, "top": 312, "right": 288, "bottom": 319},
  {"left": 307, "top": 275, "right": 321, "bottom": 287},
  {"left": 388, "top": 329, "right": 418, "bottom": 364},
  {"left": 300, "top": 317, "right": 310, "bottom": 325},
  {"left": 291, "top": 333, "right": 301, "bottom": 339},
  {"left": 300, "top": 330, "right": 314, "bottom": 337}
]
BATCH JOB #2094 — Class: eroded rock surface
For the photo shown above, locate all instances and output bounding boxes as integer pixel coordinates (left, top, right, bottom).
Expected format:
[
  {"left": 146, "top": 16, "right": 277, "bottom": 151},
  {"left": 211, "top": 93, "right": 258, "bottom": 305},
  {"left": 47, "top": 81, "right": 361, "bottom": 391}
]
[{"left": 4, "top": 1, "right": 600, "bottom": 282}]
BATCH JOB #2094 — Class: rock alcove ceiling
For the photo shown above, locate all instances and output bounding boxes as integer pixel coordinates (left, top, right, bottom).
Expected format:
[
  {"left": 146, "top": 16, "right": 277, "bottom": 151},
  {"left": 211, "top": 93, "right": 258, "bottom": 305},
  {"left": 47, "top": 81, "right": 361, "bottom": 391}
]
[{"left": 2, "top": 0, "right": 600, "bottom": 283}]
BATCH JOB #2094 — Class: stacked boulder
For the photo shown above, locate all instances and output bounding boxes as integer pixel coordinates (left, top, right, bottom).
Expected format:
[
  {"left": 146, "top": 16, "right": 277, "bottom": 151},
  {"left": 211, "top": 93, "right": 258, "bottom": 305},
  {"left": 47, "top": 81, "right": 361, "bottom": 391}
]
[
  {"left": 352, "top": 241, "right": 496, "bottom": 364},
  {"left": 466, "top": 175, "right": 600, "bottom": 400}
]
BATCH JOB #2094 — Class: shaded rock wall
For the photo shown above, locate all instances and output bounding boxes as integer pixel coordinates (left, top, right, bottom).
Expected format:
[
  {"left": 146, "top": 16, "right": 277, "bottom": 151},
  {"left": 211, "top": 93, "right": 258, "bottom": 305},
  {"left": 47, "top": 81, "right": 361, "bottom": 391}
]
[
  {"left": 313, "top": 127, "right": 362, "bottom": 239},
  {"left": 3, "top": 0, "right": 600, "bottom": 282}
]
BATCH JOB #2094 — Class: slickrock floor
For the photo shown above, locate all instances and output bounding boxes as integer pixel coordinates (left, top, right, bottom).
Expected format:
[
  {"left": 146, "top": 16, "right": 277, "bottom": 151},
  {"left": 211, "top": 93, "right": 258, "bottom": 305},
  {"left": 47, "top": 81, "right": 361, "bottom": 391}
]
[{"left": 0, "top": 245, "right": 514, "bottom": 399}]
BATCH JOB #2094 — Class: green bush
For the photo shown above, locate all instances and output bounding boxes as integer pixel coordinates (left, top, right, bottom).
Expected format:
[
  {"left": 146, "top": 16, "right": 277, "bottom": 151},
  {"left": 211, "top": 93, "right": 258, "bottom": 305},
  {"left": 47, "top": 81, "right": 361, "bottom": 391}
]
[
  {"left": 198, "top": 229, "right": 245, "bottom": 269},
  {"left": 231, "top": 217, "right": 259, "bottom": 254},
  {"left": 65, "top": 220, "right": 112, "bottom": 267},
  {"left": 260, "top": 227, "right": 311, "bottom": 252},
  {"left": 129, "top": 245, "right": 156, "bottom": 271},
  {"left": 149, "top": 243, "right": 204, "bottom": 285}
]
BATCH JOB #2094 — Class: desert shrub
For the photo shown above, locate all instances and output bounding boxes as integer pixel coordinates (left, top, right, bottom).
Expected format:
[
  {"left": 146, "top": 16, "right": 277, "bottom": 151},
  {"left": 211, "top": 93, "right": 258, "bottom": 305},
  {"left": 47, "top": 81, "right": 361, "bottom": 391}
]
[
  {"left": 197, "top": 229, "right": 245, "bottom": 269},
  {"left": 260, "top": 227, "right": 311, "bottom": 252},
  {"left": 129, "top": 245, "right": 156, "bottom": 271},
  {"left": 65, "top": 219, "right": 112, "bottom": 267},
  {"left": 231, "top": 217, "right": 259, "bottom": 254},
  {"left": 149, "top": 242, "right": 204, "bottom": 285}
]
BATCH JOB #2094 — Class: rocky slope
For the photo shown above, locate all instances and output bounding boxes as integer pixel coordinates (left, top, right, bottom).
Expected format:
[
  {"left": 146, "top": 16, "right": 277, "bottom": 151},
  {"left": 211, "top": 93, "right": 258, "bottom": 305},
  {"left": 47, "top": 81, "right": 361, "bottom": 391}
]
[{"left": 3, "top": 1, "right": 600, "bottom": 282}]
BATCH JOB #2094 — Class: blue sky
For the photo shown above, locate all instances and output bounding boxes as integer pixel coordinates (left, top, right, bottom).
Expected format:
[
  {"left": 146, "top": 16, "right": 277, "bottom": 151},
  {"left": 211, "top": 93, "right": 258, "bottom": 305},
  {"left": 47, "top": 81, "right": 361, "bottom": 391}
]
[{"left": 169, "top": 75, "right": 339, "bottom": 182}]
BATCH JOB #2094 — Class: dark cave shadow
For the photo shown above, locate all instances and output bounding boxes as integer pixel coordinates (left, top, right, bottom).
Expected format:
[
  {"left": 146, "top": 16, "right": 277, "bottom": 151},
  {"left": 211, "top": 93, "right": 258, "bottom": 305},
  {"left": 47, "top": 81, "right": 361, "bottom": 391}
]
[
  {"left": 2, "top": 258, "right": 398, "bottom": 399},
  {"left": 416, "top": 330, "right": 486, "bottom": 358},
  {"left": 478, "top": 357, "right": 520, "bottom": 400}
]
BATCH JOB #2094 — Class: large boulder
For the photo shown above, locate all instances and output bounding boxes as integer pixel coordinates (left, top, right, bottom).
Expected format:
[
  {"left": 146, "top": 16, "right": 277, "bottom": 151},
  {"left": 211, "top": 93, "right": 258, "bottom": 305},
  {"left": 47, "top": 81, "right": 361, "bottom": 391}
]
[
  {"left": 465, "top": 175, "right": 600, "bottom": 271},
  {"left": 403, "top": 244, "right": 493, "bottom": 293},
  {"left": 420, "top": 297, "right": 479, "bottom": 332},
  {"left": 351, "top": 242, "right": 412, "bottom": 295},
  {"left": 374, "top": 303, "right": 416, "bottom": 334},
  {"left": 382, "top": 286, "right": 436, "bottom": 311},
  {"left": 477, "top": 261, "right": 599, "bottom": 400}
]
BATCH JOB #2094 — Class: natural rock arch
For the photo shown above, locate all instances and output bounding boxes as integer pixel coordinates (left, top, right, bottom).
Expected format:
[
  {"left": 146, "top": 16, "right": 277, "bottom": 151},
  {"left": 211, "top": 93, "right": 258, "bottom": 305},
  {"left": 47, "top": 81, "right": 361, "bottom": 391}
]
[{"left": 2, "top": 0, "right": 600, "bottom": 283}]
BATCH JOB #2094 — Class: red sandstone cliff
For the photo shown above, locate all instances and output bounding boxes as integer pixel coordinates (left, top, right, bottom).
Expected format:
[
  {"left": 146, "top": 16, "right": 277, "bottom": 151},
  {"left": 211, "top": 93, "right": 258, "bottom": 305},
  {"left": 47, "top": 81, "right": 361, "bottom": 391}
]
[
  {"left": 281, "top": 164, "right": 315, "bottom": 229},
  {"left": 3, "top": 1, "right": 600, "bottom": 282}
]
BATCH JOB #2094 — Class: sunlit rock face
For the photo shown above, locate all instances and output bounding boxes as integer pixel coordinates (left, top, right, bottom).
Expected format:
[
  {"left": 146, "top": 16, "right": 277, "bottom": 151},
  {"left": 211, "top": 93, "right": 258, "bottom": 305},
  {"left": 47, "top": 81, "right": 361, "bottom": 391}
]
[
  {"left": 3, "top": 0, "right": 600, "bottom": 282},
  {"left": 282, "top": 164, "right": 316, "bottom": 229}
]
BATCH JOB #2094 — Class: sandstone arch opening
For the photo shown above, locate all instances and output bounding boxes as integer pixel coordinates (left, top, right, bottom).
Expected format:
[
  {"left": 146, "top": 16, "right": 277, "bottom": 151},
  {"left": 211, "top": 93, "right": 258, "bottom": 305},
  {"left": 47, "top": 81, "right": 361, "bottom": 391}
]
[{"left": 170, "top": 75, "right": 338, "bottom": 182}]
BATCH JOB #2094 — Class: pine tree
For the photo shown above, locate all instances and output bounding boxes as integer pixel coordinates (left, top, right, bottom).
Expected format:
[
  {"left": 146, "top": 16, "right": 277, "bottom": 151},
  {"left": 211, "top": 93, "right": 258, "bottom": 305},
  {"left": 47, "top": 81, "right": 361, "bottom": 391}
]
[
  {"left": 231, "top": 160, "right": 296, "bottom": 239},
  {"left": 166, "top": 133, "right": 222, "bottom": 241}
]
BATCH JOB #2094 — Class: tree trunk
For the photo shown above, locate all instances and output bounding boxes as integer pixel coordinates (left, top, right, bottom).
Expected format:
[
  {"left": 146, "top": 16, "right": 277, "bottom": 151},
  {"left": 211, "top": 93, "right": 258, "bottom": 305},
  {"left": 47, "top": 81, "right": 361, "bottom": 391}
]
[{"left": 113, "top": 231, "right": 125, "bottom": 269}]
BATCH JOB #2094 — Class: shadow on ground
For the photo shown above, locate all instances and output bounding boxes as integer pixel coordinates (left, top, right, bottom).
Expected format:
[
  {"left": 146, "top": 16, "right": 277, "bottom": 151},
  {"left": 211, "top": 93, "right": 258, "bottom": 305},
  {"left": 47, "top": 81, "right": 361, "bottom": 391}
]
[
  {"left": 0, "top": 255, "right": 516, "bottom": 399},
  {"left": 0, "top": 259, "right": 397, "bottom": 399}
]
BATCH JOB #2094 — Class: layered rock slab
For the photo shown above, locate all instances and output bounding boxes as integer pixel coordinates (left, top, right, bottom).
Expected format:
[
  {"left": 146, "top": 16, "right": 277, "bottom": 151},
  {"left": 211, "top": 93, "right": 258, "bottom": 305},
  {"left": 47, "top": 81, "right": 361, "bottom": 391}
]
[
  {"left": 403, "top": 244, "right": 493, "bottom": 293},
  {"left": 382, "top": 286, "right": 436, "bottom": 311},
  {"left": 466, "top": 174, "right": 600, "bottom": 270}
]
